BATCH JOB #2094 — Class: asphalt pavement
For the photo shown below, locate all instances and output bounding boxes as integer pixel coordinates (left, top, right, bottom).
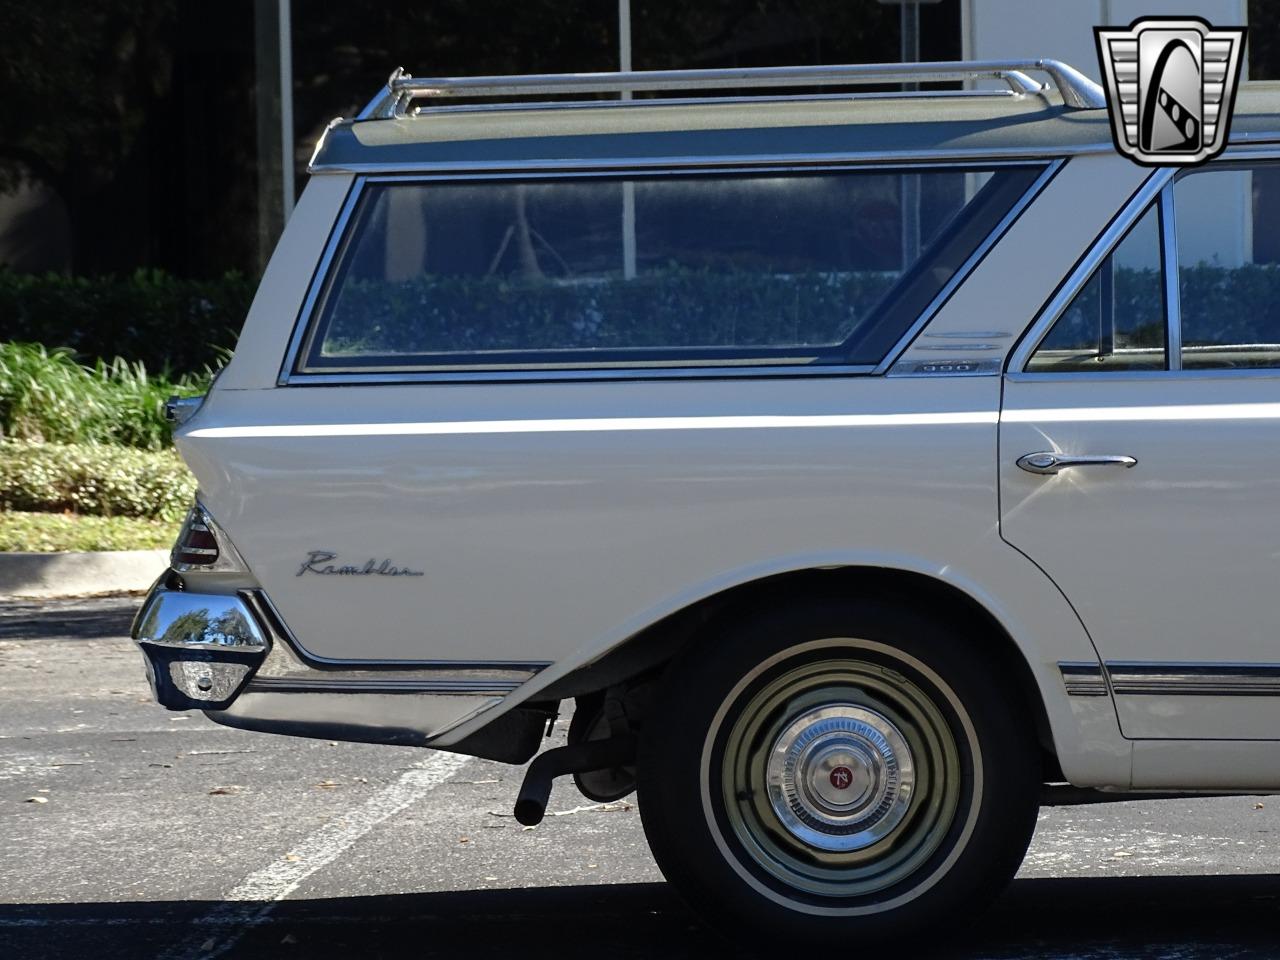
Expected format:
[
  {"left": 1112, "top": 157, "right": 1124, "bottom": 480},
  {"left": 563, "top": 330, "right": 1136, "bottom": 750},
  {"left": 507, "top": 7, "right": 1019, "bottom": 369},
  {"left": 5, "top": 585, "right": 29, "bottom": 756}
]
[{"left": 4, "top": 596, "right": 1280, "bottom": 959}]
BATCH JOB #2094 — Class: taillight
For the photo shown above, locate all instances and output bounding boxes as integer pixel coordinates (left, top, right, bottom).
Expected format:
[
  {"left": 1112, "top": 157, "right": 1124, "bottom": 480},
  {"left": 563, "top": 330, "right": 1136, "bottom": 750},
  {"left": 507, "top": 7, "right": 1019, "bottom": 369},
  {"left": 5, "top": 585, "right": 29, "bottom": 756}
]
[
  {"left": 174, "top": 508, "right": 220, "bottom": 566},
  {"left": 171, "top": 502, "right": 250, "bottom": 574}
]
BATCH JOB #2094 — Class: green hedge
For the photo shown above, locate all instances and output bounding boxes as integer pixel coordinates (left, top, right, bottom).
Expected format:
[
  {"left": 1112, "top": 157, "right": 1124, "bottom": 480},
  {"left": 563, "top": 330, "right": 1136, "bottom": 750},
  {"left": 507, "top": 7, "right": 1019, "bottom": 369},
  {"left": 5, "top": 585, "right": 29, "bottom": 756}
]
[
  {"left": 1179, "top": 263, "right": 1280, "bottom": 344},
  {"left": 322, "top": 269, "right": 899, "bottom": 357},
  {"left": 0, "top": 342, "right": 210, "bottom": 449},
  {"left": 0, "top": 268, "right": 249, "bottom": 373},
  {"left": 0, "top": 440, "right": 195, "bottom": 521}
]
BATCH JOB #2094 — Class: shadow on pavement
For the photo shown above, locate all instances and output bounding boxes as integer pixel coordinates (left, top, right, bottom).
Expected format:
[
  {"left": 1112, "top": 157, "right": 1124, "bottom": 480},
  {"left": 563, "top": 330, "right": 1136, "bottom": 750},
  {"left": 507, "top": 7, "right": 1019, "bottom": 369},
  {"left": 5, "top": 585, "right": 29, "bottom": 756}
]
[
  {"left": 3, "top": 874, "right": 1280, "bottom": 959},
  {"left": 0, "top": 596, "right": 138, "bottom": 642}
]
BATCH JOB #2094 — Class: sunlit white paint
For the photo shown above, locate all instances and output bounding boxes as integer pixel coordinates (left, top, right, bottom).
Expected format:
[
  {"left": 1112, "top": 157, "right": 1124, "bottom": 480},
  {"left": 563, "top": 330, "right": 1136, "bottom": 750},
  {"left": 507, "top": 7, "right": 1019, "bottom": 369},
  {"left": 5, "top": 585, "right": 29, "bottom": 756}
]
[{"left": 1001, "top": 374, "right": 1280, "bottom": 758}]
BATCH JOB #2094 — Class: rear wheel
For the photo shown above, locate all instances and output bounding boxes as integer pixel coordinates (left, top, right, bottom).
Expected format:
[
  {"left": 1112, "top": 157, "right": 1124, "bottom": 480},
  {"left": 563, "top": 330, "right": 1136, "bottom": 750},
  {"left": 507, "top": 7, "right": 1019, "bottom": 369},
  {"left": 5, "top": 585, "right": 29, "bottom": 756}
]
[{"left": 637, "top": 597, "right": 1040, "bottom": 944}]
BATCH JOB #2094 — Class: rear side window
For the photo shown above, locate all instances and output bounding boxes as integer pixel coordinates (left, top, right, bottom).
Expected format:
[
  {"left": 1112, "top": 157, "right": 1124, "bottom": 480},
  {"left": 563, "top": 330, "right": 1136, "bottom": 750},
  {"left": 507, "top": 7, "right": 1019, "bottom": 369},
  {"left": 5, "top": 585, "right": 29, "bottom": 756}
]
[
  {"left": 1176, "top": 165, "right": 1280, "bottom": 369},
  {"left": 297, "top": 166, "right": 1043, "bottom": 375}
]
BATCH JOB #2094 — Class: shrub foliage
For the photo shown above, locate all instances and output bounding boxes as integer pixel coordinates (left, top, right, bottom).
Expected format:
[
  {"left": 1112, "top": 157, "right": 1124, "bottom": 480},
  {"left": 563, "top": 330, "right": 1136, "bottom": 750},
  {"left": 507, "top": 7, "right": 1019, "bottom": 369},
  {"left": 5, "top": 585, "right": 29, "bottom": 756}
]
[
  {"left": 0, "top": 268, "right": 249, "bottom": 373},
  {"left": 321, "top": 269, "right": 899, "bottom": 359},
  {"left": 0, "top": 440, "right": 195, "bottom": 521}
]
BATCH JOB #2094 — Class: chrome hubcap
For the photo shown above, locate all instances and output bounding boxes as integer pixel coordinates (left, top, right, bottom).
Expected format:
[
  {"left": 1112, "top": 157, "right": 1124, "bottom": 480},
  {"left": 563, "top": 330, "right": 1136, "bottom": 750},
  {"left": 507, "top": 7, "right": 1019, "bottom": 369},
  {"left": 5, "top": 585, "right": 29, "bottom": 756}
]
[
  {"left": 766, "top": 705, "right": 915, "bottom": 852},
  {"left": 716, "top": 648, "right": 967, "bottom": 900}
]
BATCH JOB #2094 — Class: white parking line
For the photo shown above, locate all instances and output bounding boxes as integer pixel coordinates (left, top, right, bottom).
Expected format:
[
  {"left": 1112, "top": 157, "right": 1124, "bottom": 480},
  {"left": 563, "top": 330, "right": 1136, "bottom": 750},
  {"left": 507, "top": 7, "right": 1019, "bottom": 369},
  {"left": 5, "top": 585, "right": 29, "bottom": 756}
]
[{"left": 162, "top": 749, "right": 471, "bottom": 960}]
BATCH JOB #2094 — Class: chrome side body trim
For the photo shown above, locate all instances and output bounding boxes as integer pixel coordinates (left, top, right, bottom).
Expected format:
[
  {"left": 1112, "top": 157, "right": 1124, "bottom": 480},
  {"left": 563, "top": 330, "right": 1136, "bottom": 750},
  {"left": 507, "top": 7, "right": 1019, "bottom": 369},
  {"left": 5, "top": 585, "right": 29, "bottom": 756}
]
[
  {"left": 1007, "top": 167, "right": 1174, "bottom": 373},
  {"left": 1107, "top": 663, "right": 1280, "bottom": 697},
  {"left": 280, "top": 159, "right": 1056, "bottom": 386},
  {"left": 1060, "top": 661, "right": 1280, "bottom": 698},
  {"left": 1058, "top": 662, "right": 1109, "bottom": 697},
  {"left": 242, "top": 589, "right": 552, "bottom": 675},
  {"left": 248, "top": 677, "right": 525, "bottom": 696}
]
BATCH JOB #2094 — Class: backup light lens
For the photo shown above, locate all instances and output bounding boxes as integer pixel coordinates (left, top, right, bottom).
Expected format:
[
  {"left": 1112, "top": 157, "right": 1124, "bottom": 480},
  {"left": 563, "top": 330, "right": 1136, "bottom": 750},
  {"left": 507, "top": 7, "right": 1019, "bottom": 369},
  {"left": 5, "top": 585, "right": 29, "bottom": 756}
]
[{"left": 174, "top": 509, "right": 220, "bottom": 566}]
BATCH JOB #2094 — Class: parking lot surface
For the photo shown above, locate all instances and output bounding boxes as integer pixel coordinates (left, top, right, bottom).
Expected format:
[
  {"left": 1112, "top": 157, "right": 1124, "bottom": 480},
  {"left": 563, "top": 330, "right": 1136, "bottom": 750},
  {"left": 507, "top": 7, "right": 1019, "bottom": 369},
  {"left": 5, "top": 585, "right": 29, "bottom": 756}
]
[{"left": 4, "top": 596, "right": 1280, "bottom": 959}]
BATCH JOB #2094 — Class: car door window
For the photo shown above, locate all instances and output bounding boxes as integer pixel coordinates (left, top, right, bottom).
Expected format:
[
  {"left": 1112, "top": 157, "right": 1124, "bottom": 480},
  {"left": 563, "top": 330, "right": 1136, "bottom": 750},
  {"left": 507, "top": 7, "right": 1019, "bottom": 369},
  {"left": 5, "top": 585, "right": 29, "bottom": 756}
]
[
  {"left": 1176, "top": 165, "right": 1280, "bottom": 369},
  {"left": 1026, "top": 203, "right": 1166, "bottom": 373}
]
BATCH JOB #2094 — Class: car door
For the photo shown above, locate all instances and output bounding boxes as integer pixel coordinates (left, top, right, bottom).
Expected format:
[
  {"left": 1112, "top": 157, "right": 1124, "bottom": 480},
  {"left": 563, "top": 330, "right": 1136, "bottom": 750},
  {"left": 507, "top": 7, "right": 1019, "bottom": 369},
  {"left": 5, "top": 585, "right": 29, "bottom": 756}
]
[{"left": 1000, "top": 160, "right": 1280, "bottom": 741}]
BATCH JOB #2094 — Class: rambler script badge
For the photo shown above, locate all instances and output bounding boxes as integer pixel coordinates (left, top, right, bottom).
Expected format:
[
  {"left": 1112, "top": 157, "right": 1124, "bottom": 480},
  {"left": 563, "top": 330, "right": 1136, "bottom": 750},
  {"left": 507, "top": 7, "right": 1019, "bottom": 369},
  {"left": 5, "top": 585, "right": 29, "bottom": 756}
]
[
  {"left": 1095, "top": 16, "right": 1246, "bottom": 166},
  {"left": 296, "top": 550, "right": 424, "bottom": 578}
]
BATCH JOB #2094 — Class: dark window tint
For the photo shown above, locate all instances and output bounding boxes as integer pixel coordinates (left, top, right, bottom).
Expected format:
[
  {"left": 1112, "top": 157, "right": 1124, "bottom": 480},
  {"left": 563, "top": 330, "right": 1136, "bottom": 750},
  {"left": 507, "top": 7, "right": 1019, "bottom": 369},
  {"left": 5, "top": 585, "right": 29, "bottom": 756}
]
[
  {"left": 1176, "top": 166, "right": 1280, "bottom": 369},
  {"left": 302, "top": 167, "right": 1042, "bottom": 373},
  {"left": 1027, "top": 203, "right": 1166, "bottom": 373}
]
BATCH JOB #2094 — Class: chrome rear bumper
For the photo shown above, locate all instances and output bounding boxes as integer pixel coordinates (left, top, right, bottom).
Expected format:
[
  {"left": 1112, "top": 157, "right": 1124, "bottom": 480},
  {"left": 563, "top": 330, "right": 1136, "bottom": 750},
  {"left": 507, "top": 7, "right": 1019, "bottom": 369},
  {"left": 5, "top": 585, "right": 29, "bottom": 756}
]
[
  {"left": 131, "top": 573, "right": 551, "bottom": 760},
  {"left": 131, "top": 577, "right": 269, "bottom": 710}
]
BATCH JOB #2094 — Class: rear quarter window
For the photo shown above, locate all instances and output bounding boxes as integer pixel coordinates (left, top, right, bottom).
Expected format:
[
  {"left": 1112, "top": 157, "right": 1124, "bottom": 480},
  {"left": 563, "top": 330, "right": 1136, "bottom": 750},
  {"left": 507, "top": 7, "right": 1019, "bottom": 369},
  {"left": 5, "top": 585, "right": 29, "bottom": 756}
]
[{"left": 295, "top": 165, "right": 1044, "bottom": 375}]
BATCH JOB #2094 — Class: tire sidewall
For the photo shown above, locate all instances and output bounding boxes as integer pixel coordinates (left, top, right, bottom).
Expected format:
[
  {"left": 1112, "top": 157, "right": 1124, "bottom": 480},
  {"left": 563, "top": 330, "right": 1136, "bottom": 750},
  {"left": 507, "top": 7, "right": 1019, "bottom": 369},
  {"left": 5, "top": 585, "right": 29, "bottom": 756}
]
[{"left": 638, "top": 597, "right": 1040, "bottom": 944}]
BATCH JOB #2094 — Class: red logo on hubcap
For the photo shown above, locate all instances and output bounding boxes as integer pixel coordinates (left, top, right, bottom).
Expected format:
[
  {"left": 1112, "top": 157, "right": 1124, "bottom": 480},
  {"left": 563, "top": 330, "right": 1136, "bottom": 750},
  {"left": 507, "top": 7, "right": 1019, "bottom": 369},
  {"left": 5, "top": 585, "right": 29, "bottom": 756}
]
[{"left": 829, "top": 766, "right": 854, "bottom": 790}]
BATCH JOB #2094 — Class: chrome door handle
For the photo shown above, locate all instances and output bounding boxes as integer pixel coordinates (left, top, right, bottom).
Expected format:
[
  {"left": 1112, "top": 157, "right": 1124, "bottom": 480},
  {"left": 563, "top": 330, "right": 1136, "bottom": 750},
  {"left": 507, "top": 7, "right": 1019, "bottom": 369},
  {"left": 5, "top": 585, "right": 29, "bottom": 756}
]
[{"left": 1016, "top": 452, "right": 1138, "bottom": 475}]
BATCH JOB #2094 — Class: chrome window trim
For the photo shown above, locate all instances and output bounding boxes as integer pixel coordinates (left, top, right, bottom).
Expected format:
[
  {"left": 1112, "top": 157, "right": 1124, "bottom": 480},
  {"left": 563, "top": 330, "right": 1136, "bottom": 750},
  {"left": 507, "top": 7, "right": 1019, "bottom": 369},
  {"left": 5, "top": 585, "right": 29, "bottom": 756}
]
[
  {"left": 284, "top": 364, "right": 881, "bottom": 387},
  {"left": 280, "top": 158, "right": 1056, "bottom": 386},
  {"left": 1006, "top": 366, "right": 1280, "bottom": 384},
  {"left": 278, "top": 180, "right": 363, "bottom": 387},
  {"left": 1160, "top": 186, "right": 1182, "bottom": 372},
  {"left": 1007, "top": 168, "right": 1174, "bottom": 374}
]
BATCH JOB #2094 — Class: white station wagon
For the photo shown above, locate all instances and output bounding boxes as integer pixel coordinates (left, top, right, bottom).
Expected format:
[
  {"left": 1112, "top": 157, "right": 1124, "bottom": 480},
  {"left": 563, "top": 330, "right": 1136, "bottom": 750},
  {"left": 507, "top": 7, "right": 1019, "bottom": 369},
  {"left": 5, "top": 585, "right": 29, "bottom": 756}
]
[{"left": 134, "top": 59, "right": 1280, "bottom": 942}]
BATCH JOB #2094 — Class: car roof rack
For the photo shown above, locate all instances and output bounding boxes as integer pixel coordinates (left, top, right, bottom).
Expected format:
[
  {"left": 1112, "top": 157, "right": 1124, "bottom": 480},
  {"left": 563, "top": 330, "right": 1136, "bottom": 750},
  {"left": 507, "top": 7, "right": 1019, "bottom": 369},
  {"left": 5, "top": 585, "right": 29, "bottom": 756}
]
[{"left": 356, "top": 59, "right": 1107, "bottom": 120}]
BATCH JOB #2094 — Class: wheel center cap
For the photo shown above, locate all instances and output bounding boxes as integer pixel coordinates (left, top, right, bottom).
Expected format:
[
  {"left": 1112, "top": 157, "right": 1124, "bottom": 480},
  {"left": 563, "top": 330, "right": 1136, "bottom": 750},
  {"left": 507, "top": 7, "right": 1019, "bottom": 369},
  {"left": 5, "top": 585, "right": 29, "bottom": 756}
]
[
  {"left": 765, "top": 703, "right": 916, "bottom": 852},
  {"left": 811, "top": 751, "right": 874, "bottom": 808}
]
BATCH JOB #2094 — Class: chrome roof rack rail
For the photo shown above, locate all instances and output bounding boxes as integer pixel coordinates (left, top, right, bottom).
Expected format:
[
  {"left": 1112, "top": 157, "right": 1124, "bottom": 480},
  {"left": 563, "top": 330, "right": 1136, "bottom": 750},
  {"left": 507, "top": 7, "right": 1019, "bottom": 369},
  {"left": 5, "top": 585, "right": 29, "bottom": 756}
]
[{"left": 356, "top": 59, "right": 1106, "bottom": 120}]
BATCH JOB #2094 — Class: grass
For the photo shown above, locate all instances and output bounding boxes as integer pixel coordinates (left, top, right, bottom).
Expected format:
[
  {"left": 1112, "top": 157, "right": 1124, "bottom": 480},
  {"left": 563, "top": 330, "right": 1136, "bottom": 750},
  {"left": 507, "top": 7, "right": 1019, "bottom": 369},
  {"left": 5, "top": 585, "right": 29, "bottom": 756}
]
[
  {"left": 0, "top": 341, "right": 218, "bottom": 450},
  {"left": 0, "top": 511, "right": 179, "bottom": 552}
]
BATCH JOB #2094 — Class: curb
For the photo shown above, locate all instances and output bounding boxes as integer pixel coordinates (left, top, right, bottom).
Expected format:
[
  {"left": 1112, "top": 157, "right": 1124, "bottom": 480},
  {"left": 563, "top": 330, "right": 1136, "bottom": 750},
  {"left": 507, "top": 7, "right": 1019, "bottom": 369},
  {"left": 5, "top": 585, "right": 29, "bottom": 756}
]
[{"left": 0, "top": 550, "right": 167, "bottom": 600}]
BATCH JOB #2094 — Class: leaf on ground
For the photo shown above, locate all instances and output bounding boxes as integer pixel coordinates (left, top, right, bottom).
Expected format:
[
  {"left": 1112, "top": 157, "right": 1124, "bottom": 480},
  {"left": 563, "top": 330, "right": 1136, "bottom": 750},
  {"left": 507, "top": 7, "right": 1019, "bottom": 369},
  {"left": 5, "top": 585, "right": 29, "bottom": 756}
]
[
  {"left": 546, "top": 801, "right": 633, "bottom": 817},
  {"left": 207, "top": 785, "right": 242, "bottom": 796}
]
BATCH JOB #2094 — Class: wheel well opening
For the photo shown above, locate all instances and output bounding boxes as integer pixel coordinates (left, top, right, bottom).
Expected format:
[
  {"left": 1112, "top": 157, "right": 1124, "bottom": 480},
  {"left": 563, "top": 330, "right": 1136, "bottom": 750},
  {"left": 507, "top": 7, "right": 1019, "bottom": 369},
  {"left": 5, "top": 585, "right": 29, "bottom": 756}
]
[{"left": 544, "top": 566, "right": 1061, "bottom": 780}]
